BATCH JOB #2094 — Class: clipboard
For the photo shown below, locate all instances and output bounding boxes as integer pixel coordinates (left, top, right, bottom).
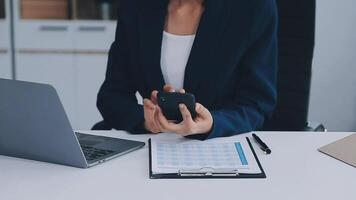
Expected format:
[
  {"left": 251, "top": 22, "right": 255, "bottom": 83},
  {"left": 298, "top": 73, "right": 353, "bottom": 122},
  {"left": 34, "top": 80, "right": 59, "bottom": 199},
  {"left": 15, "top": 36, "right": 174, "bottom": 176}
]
[{"left": 148, "top": 137, "right": 266, "bottom": 179}]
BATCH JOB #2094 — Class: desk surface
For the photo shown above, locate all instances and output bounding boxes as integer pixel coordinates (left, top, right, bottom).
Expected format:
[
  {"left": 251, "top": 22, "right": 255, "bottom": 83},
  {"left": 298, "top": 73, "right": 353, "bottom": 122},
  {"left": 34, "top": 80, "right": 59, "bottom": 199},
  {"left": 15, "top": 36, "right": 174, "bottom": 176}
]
[{"left": 1, "top": 131, "right": 355, "bottom": 200}]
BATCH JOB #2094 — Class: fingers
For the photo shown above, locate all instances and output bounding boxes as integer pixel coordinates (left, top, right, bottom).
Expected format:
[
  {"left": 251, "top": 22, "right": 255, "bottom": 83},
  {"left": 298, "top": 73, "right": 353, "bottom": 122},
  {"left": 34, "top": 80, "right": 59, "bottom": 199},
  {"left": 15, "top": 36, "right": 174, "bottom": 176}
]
[
  {"left": 143, "top": 99, "right": 160, "bottom": 133},
  {"left": 153, "top": 106, "right": 165, "bottom": 132},
  {"left": 156, "top": 106, "right": 180, "bottom": 132},
  {"left": 151, "top": 90, "right": 158, "bottom": 104},
  {"left": 179, "top": 104, "right": 194, "bottom": 125},
  {"left": 143, "top": 98, "right": 155, "bottom": 109},
  {"left": 163, "top": 85, "right": 175, "bottom": 93},
  {"left": 177, "top": 104, "right": 195, "bottom": 135},
  {"left": 155, "top": 103, "right": 195, "bottom": 134},
  {"left": 146, "top": 99, "right": 213, "bottom": 136},
  {"left": 178, "top": 88, "right": 186, "bottom": 93},
  {"left": 195, "top": 103, "right": 203, "bottom": 113},
  {"left": 154, "top": 103, "right": 211, "bottom": 136},
  {"left": 162, "top": 85, "right": 185, "bottom": 95},
  {"left": 195, "top": 103, "right": 210, "bottom": 118}
]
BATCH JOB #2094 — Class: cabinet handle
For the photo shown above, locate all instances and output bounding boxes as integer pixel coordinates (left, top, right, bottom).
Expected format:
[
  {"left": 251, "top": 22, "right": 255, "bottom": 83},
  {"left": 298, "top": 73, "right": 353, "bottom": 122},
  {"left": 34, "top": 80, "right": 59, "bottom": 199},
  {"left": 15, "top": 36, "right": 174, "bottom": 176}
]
[
  {"left": 39, "top": 25, "right": 68, "bottom": 32},
  {"left": 78, "top": 26, "right": 107, "bottom": 32},
  {"left": 0, "top": 49, "right": 8, "bottom": 54}
]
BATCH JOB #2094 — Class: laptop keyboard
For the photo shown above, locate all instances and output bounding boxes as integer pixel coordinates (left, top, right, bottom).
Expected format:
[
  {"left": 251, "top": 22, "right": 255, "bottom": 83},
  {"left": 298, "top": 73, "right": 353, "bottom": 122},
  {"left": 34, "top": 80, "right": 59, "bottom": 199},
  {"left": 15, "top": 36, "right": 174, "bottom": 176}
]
[{"left": 80, "top": 145, "right": 115, "bottom": 161}]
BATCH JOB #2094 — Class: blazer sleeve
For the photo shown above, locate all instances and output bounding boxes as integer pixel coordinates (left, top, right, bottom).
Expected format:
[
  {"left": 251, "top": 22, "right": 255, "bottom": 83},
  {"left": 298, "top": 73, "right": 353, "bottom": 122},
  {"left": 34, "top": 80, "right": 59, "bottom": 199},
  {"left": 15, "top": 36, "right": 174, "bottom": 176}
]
[
  {"left": 193, "top": 2, "right": 278, "bottom": 140},
  {"left": 97, "top": 5, "right": 146, "bottom": 133}
]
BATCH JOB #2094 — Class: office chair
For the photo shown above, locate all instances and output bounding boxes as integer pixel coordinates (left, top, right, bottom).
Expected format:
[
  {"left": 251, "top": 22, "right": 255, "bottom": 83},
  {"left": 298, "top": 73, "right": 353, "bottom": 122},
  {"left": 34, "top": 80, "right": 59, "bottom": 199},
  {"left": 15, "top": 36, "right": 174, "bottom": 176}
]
[
  {"left": 93, "top": 0, "right": 325, "bottom": 132},
  {"left": 263, "top": 0, "right": 325, "bottom": 131}
]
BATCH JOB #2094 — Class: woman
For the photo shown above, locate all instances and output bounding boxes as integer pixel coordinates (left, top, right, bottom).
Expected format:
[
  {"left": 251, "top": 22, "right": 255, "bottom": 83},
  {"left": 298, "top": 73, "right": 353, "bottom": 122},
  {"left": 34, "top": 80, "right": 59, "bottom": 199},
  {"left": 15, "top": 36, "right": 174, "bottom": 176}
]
[{"left": 97, "top": 0, "right": 278, "bottom": 140}]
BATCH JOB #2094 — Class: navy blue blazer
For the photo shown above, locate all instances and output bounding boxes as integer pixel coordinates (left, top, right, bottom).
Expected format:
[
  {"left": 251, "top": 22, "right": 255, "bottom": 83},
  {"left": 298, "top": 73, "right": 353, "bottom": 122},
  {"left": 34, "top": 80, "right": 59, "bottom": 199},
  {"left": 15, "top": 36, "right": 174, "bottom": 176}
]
[{"left": 97, "top": 0, "right": 278, "bottom": 140}]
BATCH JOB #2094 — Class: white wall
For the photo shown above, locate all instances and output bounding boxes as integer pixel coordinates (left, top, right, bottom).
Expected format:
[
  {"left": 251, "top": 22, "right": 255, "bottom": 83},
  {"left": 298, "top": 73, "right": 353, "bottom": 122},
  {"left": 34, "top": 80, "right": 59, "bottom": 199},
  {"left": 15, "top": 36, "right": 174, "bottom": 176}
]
[{"left": 309, "top": 0, "right": 356, "bottom": 131}]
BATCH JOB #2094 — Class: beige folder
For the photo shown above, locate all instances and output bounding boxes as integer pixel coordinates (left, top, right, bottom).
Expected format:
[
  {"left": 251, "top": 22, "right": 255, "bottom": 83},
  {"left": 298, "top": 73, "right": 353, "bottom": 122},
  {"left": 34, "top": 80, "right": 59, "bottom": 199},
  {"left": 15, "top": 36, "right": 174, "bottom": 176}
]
[{"left": 319, "top": 133, "right": 356, "bottom": 168}]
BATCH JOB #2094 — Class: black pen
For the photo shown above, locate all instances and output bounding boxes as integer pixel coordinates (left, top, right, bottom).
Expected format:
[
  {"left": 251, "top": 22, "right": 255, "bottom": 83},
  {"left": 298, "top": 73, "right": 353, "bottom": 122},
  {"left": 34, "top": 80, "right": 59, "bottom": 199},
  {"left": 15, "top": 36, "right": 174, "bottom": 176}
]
[{"left": 252, "top": 133, "right": 271, "bottom": 154}]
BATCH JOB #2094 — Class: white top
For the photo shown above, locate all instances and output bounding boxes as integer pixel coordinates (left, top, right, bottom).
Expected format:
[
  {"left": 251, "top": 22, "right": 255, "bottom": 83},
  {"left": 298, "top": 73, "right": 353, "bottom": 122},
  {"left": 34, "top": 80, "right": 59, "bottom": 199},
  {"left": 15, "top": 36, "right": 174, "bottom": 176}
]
[
  {"left": 160, "top": 31, "right": 196, "bottom": 90},
  {"left": 1, "top": 131, "right": 355, "bottom": 200}
]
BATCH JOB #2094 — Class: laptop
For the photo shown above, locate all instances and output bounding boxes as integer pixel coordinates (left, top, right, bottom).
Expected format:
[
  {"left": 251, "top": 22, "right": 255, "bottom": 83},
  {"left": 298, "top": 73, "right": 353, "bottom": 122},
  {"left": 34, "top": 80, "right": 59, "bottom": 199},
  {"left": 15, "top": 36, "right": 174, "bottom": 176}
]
[{"left": 0, "top": 78, "right": 145, "bottom": 168}]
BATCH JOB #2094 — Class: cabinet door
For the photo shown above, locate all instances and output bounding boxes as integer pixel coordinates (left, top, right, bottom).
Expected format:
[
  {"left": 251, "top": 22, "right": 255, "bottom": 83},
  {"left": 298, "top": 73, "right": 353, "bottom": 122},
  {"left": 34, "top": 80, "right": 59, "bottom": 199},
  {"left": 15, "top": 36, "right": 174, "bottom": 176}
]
[
  {"left": 0, "top": 0, "right": 10, "bottom": 49},
  {"left": 16, "top": 53, "right": 77, "bottom": 127},
  {"left": 0, "top": 22, "right": 10, "bottom": 49},
  {"left": 74, "top": 54, "right": 107, "bottom": 129},
  {"left": 0, "top": 52, "right": 11, "bottom": 79},
  {"left": 0, "top": 0, "right": 11, "bottom": 79},
  {"left": 73, "top": 21, "right": 116, "bottom": 52},
  {"left": 15, "top": 21, "right": 74, "bottom": 51}
]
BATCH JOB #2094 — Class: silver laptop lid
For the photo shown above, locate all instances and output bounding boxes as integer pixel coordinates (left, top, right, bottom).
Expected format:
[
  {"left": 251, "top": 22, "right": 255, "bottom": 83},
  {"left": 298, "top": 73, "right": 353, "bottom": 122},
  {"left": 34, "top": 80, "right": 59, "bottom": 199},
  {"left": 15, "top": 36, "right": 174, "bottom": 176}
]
[{"left": 0, "top": 78, "right": 87, "bottom": 168}]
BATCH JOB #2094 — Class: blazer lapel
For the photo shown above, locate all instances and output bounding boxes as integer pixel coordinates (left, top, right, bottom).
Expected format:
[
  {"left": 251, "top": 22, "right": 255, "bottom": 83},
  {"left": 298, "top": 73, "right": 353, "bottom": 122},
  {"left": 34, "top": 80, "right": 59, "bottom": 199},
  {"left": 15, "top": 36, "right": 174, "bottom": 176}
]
[
  {"left": 138, "top": 1, "right": 168, "bottom": 92},
  {"left": 183, "top": 0, "right": 231, "bottom": 95}
]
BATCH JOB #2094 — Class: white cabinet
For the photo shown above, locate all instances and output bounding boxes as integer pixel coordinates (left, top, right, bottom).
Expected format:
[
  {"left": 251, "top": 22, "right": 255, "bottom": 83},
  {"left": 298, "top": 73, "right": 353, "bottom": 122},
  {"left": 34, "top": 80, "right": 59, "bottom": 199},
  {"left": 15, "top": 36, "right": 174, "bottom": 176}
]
[
  {"left": 74, "top": 54, "right": 108, "bottom": 129},
  {"left": 0, "top": 0, "right": 12, "bottom": 79},
  {"left": 16, "top": 53, "right": 77, "bottom": 126},
  {"left": 14, "top": 26, "right": 114, "bottom": 129},
  {"left": 0, "top": 0, "right": 10, "bottom": 48},
  {"left": 12, "top": 0, "right": 116, "bottom": 130},
  {"left": 12, "top": 0, "right": 73, "bottom": 50},
  {"left": 71, "top": 22, "right": 115, "bottom": 129},
  {"left": 15, "top": 52, "right": 109, "bottom": 130},
  {"left": 0, "top": 52, "right": 11, "bottom": 79},
  {"left": 0, "top": 21, "right": 10, "bottom": 49}
]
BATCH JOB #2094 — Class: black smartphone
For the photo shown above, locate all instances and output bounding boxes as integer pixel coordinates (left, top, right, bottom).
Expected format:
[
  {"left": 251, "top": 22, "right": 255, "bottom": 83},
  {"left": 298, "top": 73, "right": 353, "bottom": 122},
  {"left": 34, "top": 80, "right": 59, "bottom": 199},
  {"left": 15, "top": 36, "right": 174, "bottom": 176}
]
[{"left": 157, "top": 92, "right": 197, "bottom": 122}]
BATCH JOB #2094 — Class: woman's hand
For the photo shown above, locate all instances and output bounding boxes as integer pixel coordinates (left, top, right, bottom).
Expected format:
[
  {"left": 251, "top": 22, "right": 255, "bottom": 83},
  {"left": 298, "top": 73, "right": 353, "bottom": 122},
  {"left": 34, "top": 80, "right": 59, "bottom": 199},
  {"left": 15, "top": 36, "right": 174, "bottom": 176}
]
[
  {"left": 143, "top": 85, "right": 175, "bottom": 133},
  {"left": 159, "top": 85, "right": 213, "bottom": 136},
  {"left": 143, "top": 98, "right": 161, "bottom": 133},
  {"left": 144, "top": 84, "right": 214, "bottom": 136},
  {"left": 156, "top": 101, "right": 213, "bottom": 137}
]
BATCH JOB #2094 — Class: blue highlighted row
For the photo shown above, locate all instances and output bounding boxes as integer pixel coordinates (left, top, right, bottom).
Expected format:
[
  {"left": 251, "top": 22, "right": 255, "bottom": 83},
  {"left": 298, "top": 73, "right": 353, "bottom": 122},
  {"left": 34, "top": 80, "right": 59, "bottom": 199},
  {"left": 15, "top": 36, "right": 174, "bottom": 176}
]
[{"left": 234, "top": 142, "right": 248, "bottom": 165}]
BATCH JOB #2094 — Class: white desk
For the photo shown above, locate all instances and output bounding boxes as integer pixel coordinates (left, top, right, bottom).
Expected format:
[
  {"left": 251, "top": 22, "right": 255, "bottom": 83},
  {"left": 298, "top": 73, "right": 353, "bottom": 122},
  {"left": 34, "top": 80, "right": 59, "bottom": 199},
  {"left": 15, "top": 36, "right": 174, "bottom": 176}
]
[{"left": 1, "top": 131, "right": 355, "bottom": 200}]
